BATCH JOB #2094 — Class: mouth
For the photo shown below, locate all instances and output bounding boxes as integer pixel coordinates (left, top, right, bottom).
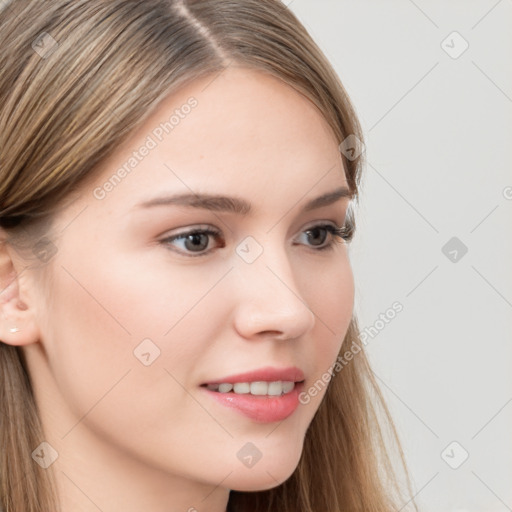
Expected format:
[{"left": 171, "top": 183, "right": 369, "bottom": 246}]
[
  {"left": 200, "top": 380, "right": 304, "bottom": 396},
  {"left": 199, "top": 366, "right": 306, "bottom": 423}
]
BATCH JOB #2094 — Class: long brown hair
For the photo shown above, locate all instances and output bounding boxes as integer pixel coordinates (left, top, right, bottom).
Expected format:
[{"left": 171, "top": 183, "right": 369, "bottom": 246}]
[{"left": 0, "top": 1, "right": 417, "bottom": 510}]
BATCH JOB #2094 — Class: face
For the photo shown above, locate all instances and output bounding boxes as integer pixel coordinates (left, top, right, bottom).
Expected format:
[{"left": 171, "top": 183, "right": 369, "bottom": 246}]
[{"left": 20, "top": 66, "right": 354, "bottom": 493}]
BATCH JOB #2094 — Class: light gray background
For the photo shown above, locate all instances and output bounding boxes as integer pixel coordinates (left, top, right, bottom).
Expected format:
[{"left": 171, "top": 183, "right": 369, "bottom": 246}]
[{"left": 286, "top": 1, "right": 512, "bottom": 511}]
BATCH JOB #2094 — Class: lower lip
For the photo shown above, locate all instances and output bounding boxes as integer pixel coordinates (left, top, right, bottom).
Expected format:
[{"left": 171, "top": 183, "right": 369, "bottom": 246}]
[{"left": 201, "top": 382, "right": 304, "bottom": 423}]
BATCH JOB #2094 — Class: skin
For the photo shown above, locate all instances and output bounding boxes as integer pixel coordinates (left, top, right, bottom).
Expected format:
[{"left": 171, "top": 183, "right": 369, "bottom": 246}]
[{"left": 0, "top": 66, "right": 354, "bottom": 512}]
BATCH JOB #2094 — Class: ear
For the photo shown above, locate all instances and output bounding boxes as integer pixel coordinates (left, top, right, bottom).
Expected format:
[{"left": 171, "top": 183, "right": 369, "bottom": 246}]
[{"left": 0, "top": 228, "right": 41, "bottom": 347}]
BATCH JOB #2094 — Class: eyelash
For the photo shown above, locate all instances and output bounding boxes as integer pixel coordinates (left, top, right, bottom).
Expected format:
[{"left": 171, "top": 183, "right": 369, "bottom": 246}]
[{"left": 160, "top": 221, "right": 354, "bottom": 258}]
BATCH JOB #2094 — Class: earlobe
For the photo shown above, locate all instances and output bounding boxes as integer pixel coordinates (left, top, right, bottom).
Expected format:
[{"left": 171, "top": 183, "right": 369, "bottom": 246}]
[{"left": 0, "top": 235, "right": 40, "bottom": 347}]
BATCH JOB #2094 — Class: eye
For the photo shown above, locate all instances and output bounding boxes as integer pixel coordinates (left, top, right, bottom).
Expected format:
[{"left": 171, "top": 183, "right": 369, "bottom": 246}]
[
  {"left": 296, "top": 222, "right": 353, "bottom": 252},
  {"left": 160, "top": 225, "right": 224, "bottom": 257},
  {"left": 160, "top": 220, "right": 354, "bottom": 257}
]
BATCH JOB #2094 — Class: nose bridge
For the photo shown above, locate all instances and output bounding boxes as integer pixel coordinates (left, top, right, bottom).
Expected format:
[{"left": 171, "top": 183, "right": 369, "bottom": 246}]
[{"left": 232, "top": 234, "right": 315, "bottom": 339}]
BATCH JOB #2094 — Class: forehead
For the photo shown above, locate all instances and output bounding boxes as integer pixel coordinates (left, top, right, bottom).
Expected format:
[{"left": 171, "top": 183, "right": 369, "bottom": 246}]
[{"left": 82, "top": 66, "right": 347, "bottom": 216}]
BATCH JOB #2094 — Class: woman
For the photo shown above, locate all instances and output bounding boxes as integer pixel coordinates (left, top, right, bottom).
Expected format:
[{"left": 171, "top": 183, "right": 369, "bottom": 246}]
[{"left": 0, "top": 1, "right": 417, "bottom": 511}]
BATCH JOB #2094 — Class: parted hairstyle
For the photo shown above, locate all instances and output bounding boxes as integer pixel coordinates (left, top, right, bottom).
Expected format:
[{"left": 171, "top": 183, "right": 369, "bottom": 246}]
[{"left": 0, "top": 1, "right": 417, "bottom": 511}]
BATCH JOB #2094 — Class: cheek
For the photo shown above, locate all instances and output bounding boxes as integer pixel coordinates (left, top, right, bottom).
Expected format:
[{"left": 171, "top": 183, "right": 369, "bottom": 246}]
[
  {"left": 41, "top": 263, "right": 145, "bottom": 434},
  {"left": 41, "top": 254, "right": 233, "bottom": 476},
  {"left": 304, "top": 252, "right": 354, "bottom": 354},
  {"left": 296, "top": 254, "right": 354, "bottom": 410},
  {"left": 43, "top": 247, "right": 228, "bottom": 420}
]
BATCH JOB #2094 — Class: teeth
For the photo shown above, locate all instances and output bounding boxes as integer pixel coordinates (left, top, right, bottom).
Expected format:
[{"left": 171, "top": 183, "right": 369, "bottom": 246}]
[
  {"left": 218, "top": 383, "right": 233, "bottom": 393},
  {"left": 233, "top": 382, "right": 250, "bottom": 394},
  {"left": 205, "top": 381, "right": 295, "bottom": 396},
  {"left": 282, "top": 381, "right": 294, "bottom": 393},
  {"left": 250, "top": 381, "right": 268, "bottom": 395},
  {"left": 267, "top": 381, "right": 282, "bottom": 396}
]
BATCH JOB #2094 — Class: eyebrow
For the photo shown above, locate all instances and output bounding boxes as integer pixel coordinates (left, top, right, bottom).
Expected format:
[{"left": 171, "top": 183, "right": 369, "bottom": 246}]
[{"left": 135, "top": 186, "right": 352, "bottom": 215}]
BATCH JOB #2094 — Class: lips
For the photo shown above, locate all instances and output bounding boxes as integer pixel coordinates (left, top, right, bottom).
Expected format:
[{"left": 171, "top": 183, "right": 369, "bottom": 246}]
[
  {"left": 199, "top": 366, "right": 306, "bottom": 423},
  {"left": 201, "top": 366, "right": 305, "bottom": 386}
]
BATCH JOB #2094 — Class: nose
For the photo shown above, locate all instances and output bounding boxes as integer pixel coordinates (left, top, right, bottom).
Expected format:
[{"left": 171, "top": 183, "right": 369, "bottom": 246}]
[{"left": 231, "top": 243, "right": 316, "bottom": 341}]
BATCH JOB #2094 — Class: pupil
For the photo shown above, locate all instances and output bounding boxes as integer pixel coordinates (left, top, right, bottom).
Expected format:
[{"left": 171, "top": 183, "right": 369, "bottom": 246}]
[
  {"left": 186, "top": 233, "right": 208, "bottom": 251},
  {"left": 309, "top": 227, "right": 326, "bottom": 246}
]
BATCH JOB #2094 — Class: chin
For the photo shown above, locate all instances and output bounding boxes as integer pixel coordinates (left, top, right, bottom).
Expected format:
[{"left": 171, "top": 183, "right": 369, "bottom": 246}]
[{"left": 226, "top": 452, "right": 301, "bottom": 492}]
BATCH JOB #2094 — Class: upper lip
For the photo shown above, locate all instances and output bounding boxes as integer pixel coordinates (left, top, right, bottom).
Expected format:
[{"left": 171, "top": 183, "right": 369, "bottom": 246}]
[{"left": 202, "top": 366, "right": 305, "bottom": 385}]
